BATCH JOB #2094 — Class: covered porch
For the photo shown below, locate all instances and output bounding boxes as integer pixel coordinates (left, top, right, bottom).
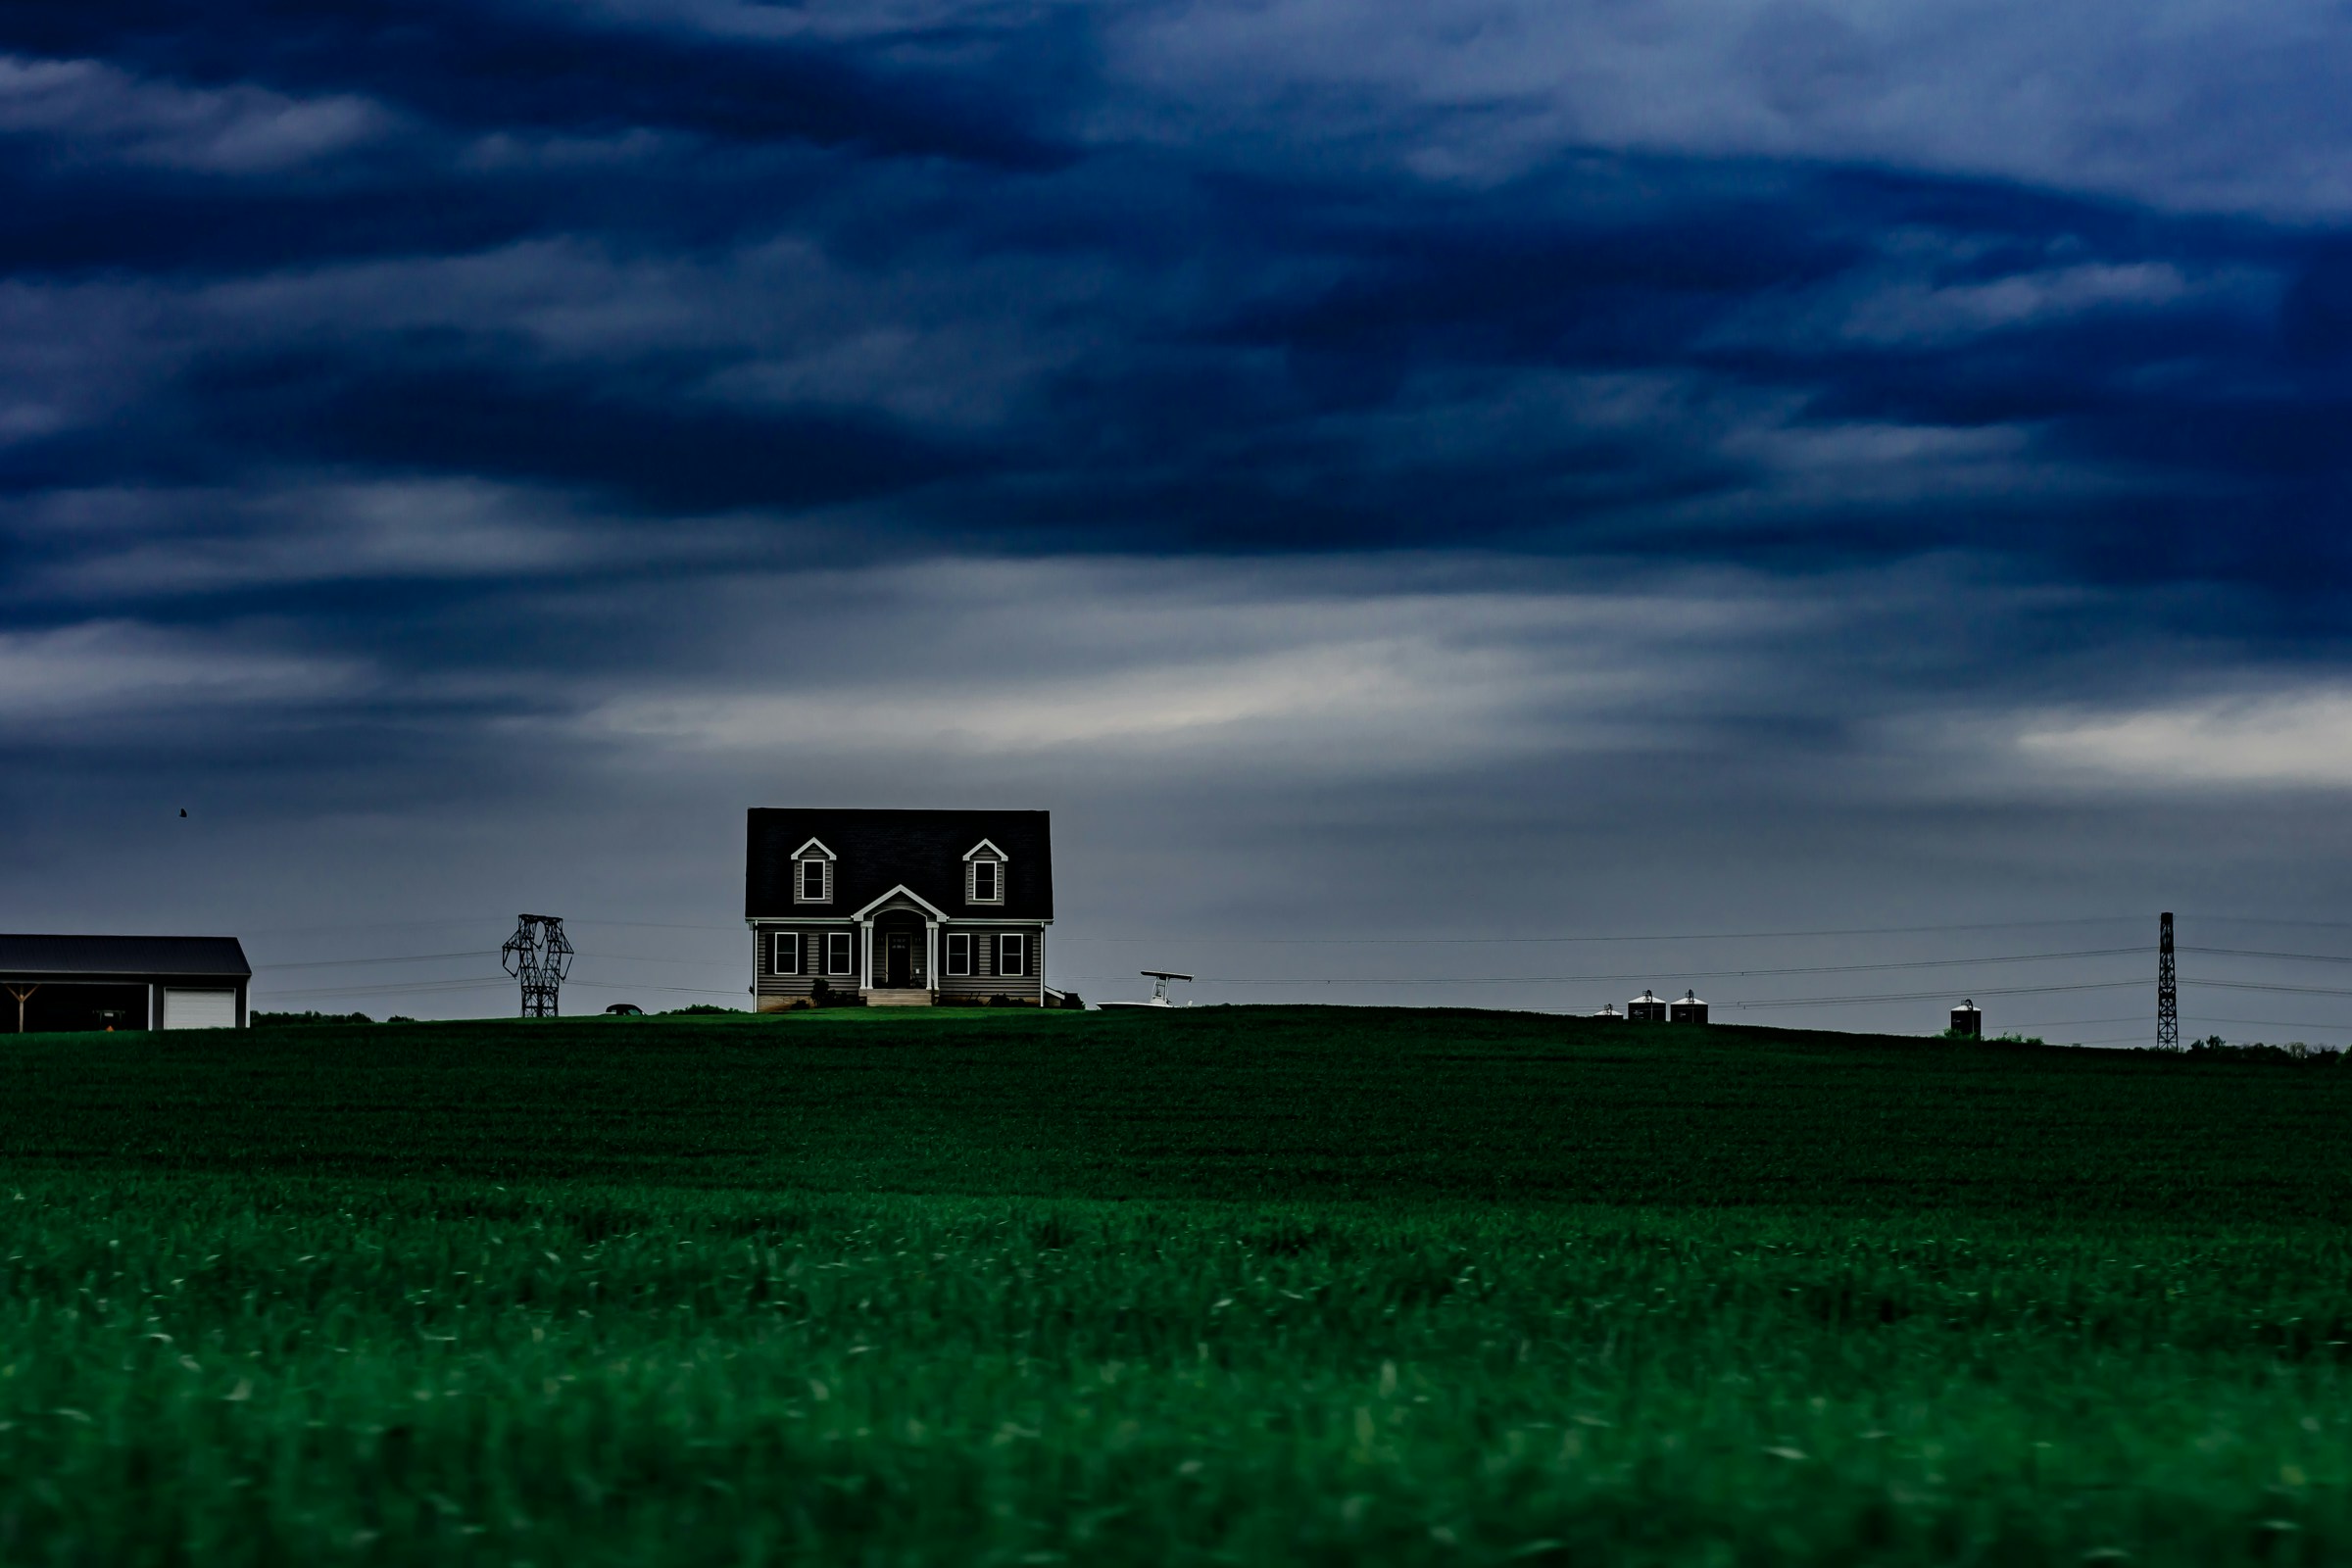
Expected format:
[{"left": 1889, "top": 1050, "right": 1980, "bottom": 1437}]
[{"left": 853, "top": 886, "right": 945, "bottom": 1004}]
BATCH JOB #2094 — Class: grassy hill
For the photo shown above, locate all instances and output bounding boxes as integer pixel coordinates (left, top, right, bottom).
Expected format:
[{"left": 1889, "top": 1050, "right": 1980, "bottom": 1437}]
[
  {"left": 11, "top": 1006, "right": 2348, "bottom": 1216},
  {"left": 0, "top": 1008, "right": 2346, "bottom": 1564}
]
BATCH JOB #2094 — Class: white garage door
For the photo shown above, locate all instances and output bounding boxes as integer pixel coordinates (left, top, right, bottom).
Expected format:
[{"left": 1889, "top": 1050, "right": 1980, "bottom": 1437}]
[{"left": 161, "top": 989, "right": 238, "bottom": 1031}]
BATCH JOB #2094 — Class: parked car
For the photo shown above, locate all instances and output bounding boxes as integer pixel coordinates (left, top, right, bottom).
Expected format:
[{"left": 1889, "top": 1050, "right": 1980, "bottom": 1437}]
[{"left": 603, "top": 1003, "right": 643, "bottom": 1016}]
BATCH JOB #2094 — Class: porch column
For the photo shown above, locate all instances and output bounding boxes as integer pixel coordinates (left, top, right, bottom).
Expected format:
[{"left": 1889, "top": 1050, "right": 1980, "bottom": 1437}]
[
  {"left": 859, "top": 921, "right": 872, "bottom": 991},
  {"left": 925, "top": 921, "right": 938, "bottom": 995}
]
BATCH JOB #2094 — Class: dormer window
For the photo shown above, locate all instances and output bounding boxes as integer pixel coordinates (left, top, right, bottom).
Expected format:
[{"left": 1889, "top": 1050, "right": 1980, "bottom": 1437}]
[
  {"left": 793, "top": 838, "right": 836, "bottom": 904},
  {"left": 962, "top": 839, "right": 1006, "bottom": 905}
]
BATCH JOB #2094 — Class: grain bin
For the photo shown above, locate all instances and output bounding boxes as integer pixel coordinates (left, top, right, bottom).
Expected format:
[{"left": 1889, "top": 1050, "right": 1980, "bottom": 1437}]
[
  {"left": 1627, "top": 989, "right": 1669, "bottom": 1022},
  {"left": 1669, "top": 989, "right": 1709, "bottom": 1025},
  {"left": 1949, "top": 1000, "right": 1983, "bottom": 1038}
]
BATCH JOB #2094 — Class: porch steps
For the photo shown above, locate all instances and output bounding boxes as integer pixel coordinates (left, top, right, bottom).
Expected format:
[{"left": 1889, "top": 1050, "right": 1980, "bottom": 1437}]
[{"left": 864, "top": 989, "right": 934, "bottom": 1007}]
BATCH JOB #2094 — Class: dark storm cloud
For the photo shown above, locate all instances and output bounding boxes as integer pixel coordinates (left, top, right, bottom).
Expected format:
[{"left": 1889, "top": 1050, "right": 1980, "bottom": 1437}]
[
  {"left": 1, "top": 0, "right": 2344, "bottom": 587},
  {"left": 0, "top": 0, "right": 1077, "bottom": 167},
  {"left": 157, "top": 343, "right": 977, "bottom": 514}
]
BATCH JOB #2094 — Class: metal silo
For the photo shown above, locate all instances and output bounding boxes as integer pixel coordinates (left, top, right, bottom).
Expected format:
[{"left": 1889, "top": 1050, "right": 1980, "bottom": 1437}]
[
  {"left": 1949, "top": 1000, "right": 1983, "bottom": 1038},
  {"left": 1627, "top": 988, "right": 1669, "bottom": 1022},
  {"left": 1669, "top": 989, "right": 1708, "bottom": 1025}
]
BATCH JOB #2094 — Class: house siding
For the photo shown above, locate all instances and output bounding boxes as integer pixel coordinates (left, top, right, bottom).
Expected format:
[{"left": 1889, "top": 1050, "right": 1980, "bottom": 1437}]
[
  {"left": 935, "top": 925, "right": 1046, "bottom": 1004},
  {"left": 750, "top": 926, "right": 848, "bottom": 1009},
  {"left": 754, "top": 921, "right": 1045, "bottom": 1006}
]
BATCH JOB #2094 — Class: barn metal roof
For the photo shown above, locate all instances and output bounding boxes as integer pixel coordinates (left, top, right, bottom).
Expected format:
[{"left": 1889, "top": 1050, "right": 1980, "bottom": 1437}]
[
  {"left": 0, "top": 933, "right": 251, "bottom": 979},
  {"left": 746, "top": 808, "right": 1053, "bottom": 920}
]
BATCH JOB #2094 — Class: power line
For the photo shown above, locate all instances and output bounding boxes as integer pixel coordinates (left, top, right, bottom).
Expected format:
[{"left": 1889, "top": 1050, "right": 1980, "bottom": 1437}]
[
  {"left": 251, "top": 938, "right": 2335, "bottom": 984},
  {"left": 1067, "top": 976, "right": 2152, "bottom": 1003},
  {"left": 254, "top": 950, "right": 740, "bottom": 973},
  {"left": 253, "top": 951, "right": 486, "bottom": 971},
  {"left": 1066, "top": 915, "right": 2141, "bottom": 947},
  {"left": 1727, "top": 979, "right": 2148, "bottom": 1008},
  {"left": 1694, "top": 977, "right": 2352, "bottom": 1010},
  {"left": 2183, "top": 945, "right": 2352, "bottom": 966},
  {"left": 258, "top": 977, "right": 509, "bottom": 1000},
  {"left": 237, "top": 917, "right": 509, "bottom": 938},
  {"left": 256, "top": 975, "right": 745, "bottom": 1001},
  {"left": 2192, "top": 978, "right": 2352, "bottom": 1000},
  {"left": 246, "top": 915, "right": 746, "bottom": 938},
  {"left": 1074, "top": 946, "right": 2144, "bottom": 989}
]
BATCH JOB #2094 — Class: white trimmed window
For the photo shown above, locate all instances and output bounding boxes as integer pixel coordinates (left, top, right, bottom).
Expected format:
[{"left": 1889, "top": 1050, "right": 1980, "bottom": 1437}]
[
  {"left": 826, "top": 932, "right": 854, "bottom": 976},
  {"left": 794, "top": 839, "right": 835, "bottom": 904},
  {"left": 771, "top": 931, "right": 800, "bottom": 975},
  {"left": 946, "top": 931, "right": 972, "bottom": 977},
  {"left": 963, "top": 840, "right": 1006, "bottom": 906},
  {"left": 999, "top": 933, "right": 1026, "bottom": 978}
]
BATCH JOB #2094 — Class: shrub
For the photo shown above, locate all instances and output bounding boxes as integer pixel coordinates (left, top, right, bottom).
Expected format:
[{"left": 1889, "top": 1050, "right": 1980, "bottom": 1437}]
[
  {"left": 2184, "top": 1038, "right": 2344, "bottom": 1063},
  {"left": 808, "top": 980, "right": 864, "bottom": 1009}
]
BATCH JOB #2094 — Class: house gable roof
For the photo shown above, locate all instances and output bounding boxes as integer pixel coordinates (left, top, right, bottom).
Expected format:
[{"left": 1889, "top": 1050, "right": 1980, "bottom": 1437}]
[
  {"left": 961, "top": 839, "right": 1006, "bottom": 861},
  {"left": 0, "top": 934, "right": 252, "bottom": 980},
  {"left": 746, "top": 808, "right": 1052, "bottom": 920},
  {"left": 851, "top": 883, "right": 952, "bottom": 921}
]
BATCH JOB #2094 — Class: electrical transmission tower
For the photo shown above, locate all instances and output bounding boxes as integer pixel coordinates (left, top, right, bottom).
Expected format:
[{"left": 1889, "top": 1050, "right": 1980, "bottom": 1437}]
[
  {"left": 2157, "top": 910, "right": 2178, "bottom": 1051},
  {"left": 501, "top": 913, "right": 574, "bottom": 1018}
]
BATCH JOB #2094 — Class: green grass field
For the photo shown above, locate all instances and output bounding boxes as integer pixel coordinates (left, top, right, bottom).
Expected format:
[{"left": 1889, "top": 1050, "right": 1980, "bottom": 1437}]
[{"left": 2, "top": 1007, "right": 2347, "bottom": 1564}]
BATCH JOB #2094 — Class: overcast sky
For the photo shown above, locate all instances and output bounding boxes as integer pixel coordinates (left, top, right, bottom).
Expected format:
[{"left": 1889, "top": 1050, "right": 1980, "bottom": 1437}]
[{"left": 6, "top": 0, "right": 2352, "bottom": 1039}]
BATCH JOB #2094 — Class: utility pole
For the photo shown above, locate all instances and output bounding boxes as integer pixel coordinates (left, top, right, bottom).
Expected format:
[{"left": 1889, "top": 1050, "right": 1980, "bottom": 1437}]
[
  {"left": 501, "top": 914, "right": 574, "bottom": 1018},
  {"left": 2157, "top": 911, "right": 2179, "bottom": 1051}
]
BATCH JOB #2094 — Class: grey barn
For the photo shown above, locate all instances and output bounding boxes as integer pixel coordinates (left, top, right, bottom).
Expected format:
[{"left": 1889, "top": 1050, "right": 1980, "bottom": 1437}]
[
  {"left": 0, "top": 934, "right": 252, "bottom": 1033},
  {"left": 745, "top": 808, "right": 1052, "bottom": 1007}
]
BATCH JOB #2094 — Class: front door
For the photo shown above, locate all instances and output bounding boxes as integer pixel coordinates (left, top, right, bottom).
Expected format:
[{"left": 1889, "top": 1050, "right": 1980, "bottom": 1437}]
[{"left": 885, "top": 932, "right": 911, "bottom": 988}]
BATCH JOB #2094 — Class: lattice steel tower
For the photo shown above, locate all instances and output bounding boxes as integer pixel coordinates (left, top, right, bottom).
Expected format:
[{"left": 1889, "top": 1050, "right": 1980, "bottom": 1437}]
[
  {"left": 501, "top": 913, "right": 574, "bottom": 1018},
  {"left": 2157, "top": 910, "right": 2178, "bottom": 1051}
]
